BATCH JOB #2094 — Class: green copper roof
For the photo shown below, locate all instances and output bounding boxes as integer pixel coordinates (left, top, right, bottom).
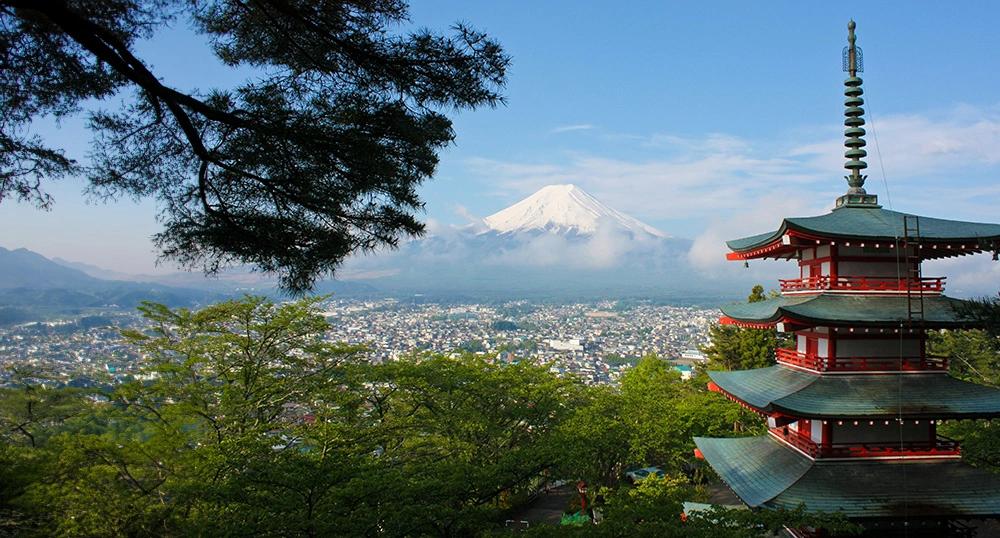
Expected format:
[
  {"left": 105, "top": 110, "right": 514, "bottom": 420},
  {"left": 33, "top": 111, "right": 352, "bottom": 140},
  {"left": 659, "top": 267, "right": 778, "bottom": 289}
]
[
  {"left": 694, "top": 436, "right": 812, "bottom": 507},
  {"left": 720, "top": 293, "right": 976, "bottom": 328},
  {"left": 708, "top": 365, "right": 1000, "bottom": 419},
  {"left": 696, "top": 435, "right": 1000, "bottom": 518},
  {"left": 726, "top": 206, "right": 1000, "bottom": 252}
]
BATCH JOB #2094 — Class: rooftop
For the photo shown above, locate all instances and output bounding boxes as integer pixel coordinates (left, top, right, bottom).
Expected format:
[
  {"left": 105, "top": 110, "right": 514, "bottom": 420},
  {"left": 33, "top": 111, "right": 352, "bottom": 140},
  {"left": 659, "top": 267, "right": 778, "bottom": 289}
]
[
  {"left": 719, "top": 293, "right": 978, "bottom": 329},
  {"left": 726, "top": 206, "right": 1000, "bottom": 258},
  {"left": 695, "top": 435, "right": 1000, "bottom": 519},
  {"left": 708, "top": 365, "right": 1000, "bottom": 419}
]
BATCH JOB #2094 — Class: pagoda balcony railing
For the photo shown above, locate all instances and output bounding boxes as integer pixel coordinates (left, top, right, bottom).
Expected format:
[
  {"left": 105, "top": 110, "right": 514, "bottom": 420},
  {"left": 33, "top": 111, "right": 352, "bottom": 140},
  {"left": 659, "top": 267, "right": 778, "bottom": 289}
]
[
  {"left": 779, "top": 275, "right": 945, "bottom": 294},
  {"left": 770, "top": 427, "right": 960, "bottom": 459},
  {"left": 776, "top": 348, "right": 948, "bottom": 372}
]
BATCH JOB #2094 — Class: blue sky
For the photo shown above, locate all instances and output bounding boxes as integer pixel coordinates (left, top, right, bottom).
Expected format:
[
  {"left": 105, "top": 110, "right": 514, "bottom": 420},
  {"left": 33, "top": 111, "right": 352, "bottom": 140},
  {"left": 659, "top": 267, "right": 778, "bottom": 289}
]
[{"left": 3, "top": 1, "right": 1000, "bottom": 277}]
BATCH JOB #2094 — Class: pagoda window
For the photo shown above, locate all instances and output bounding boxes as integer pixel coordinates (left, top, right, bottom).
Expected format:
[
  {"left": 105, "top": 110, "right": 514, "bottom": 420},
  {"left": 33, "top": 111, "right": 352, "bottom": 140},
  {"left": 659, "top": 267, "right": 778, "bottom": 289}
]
[
  {"left": 817, "top": 337, "right": 830, "bottom": 358},
  {"left": 799, "top": 260, "right": 827, "bottom": 279},
  {"left": 797, "top": 246, "right": 834, "bottom": 282},
  {"left": 809, "top": 420, "right": 823, "bottom": 444},
  {"left": 795, "top": 335, "right": 829, "bottom": 357}
]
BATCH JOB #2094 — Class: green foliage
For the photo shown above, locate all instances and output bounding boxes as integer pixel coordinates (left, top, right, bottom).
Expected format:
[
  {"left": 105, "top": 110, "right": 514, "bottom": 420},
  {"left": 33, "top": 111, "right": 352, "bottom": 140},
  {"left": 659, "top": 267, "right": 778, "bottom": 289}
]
[
  {"left": 937, "top": 293, "right": 1000, "bottom": 385},
  {"left": 933, "top": 329, "right": 999, "bottom": 385},
  {"left": 457, "top": 339, "right": 486, "bottom": 353},
  {"left": 618, "top": 360, "right": 762, "bottom": 470},
  {"left": 700, "top": 285, "right": 781, "bottom": 371},
  {"left": 958, "top": 293, "right": 1000, "bottom": 340},
  {"left": 555, "top": 357, "right": 762, "bottom": 488},
  {"left": 931, "top": 294, "right": 1000, "bottom": 471},
  {"left": 0, "top": 378, "right": 92, "bottom": 449},
  {"left": 555, "top": 385, "right": 632, "bottom": 487},
  {"left": 0, "top": 377, "right": 97, "bottom": 533},
  {"left": 491, "top": 320, "right": 519, "bottom": 331},
  {"left": 700, "top": 324, "right": 778, "bottom": 371},
  {"left": 495, "top": 338, "right": 537, "bottom": 354},
  {"left": 2, "top": 1, "right": 509, "bottom": 292},
  {"left": 603, "top": 353, "right": 638, "bottom": 367},
  {"left": 939, "top": 419, "right": 1000, "bottom": 470}
]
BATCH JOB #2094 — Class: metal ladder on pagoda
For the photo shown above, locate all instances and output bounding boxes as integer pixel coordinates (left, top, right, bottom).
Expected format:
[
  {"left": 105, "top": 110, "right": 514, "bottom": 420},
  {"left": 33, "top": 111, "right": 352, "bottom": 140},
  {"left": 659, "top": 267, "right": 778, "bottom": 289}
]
[{"left": 902, "top": 215, "right": 924, "bottom": 324}]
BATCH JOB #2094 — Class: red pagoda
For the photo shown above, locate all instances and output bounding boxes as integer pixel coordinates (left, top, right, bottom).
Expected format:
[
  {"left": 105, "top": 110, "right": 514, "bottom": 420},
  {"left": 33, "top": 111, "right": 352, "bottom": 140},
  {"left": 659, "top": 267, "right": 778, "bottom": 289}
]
[{"left": 695, "top": 21, "right": 1000, "bottom": 537}]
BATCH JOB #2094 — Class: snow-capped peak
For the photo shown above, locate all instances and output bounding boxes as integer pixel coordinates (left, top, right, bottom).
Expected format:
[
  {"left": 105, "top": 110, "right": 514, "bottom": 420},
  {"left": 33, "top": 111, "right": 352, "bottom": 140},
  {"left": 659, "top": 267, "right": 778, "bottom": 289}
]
[{"left": 483, "top": 184, "right": 667, "bottom": 237}]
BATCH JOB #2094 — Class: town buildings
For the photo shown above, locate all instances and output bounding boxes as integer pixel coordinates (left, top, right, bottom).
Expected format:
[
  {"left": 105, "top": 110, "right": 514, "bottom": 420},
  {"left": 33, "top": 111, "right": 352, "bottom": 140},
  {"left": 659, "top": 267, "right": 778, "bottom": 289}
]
[{"left": 0, "top": 299, "right": 714, "bottom": 387}]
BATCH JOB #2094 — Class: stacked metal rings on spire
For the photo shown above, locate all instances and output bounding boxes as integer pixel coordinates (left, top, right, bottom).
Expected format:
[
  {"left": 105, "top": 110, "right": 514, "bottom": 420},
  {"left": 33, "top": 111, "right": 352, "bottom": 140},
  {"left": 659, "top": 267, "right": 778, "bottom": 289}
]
[{"left": 844, "top": 77, "right": 868, "bottom": 175}]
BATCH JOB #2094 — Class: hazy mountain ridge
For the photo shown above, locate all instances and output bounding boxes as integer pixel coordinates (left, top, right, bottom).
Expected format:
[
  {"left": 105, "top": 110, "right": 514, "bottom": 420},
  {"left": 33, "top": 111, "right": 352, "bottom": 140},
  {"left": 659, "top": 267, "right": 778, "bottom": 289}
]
[
  {"left": 0, "top": 247, "right": 228, "bottom": 322},
  {"left": 0, "top": 248, "right": 104, "bottom": 290},
  {"left": 48, "top": 254, "right": 378, "bottom": 297}
]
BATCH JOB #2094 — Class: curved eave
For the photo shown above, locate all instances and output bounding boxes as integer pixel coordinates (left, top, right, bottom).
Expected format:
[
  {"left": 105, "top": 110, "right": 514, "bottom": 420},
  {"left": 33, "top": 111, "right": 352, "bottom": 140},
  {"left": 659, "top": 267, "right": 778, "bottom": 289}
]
[
  {"left": 718, "top": 315, "right": 799, "bottom": 330},
  {"left": 707, "top": 365, "right": 1000, "bottom": 419},
  {"left": 719, "top": 294, "right": 981, "bottom": 329},
  {"left": 694, "top": 435, "right": 811, "bottom": 508},
  {"left": 696, "top": 435, "right": 1000, "bottom": 519},
  {"left": 726, "top": 207, "right": 1000, "bottom": 261}
]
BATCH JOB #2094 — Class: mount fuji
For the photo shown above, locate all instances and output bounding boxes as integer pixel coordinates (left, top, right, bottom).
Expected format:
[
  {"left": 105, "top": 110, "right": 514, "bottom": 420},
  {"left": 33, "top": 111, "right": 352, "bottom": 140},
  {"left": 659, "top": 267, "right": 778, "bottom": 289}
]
[
  {"left": 482, "top": 184, "right": 667, "bottom": 238},
  {"left": 335, "top": 184, "right": 748, "bottom": 298}
]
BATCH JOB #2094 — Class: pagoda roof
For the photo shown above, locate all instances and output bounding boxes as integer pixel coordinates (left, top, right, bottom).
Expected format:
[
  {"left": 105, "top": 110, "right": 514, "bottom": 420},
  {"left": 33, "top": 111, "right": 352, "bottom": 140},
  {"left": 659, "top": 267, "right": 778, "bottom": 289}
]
[
  {"left": 708, "top": 365, "right": 1000, "bottom": 419},
  {"left": 720, "top": 293, "right": 976, "bottom": 328},
  {"left": 695, "top": 435, "right": 1000, "bottom": 519},
  {"left": 726, "top": 206, "right": 1000, "bottom": 255}
]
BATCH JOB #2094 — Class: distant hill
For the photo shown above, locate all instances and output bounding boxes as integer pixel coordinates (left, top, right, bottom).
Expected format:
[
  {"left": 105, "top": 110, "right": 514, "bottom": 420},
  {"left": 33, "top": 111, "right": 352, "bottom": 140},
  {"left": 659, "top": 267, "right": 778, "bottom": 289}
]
[
  {"left": 0, "top": 247, "right": 104, "bottom": 290},
  {"left": 51, "top": 257, "right": 138, "bottom": 282},
  {"left": 0, "top": 246, "right": 228, "bottom": 323},
  {"left": 50, "top": 255, "right": 378, "bottom": 296}
]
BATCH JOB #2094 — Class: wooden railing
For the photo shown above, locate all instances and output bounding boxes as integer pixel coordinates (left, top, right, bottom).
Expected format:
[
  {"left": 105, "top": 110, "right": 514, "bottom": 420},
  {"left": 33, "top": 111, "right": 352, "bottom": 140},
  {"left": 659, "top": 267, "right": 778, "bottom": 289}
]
[
  {"left": 779, "top": 275, "right": 945, "bottom": 293},
  {"left": 775, "top": 348, "right": 948, "bottom": 372},
  {"left": 770, "top": 427, "right": 960, "bottom": 459}
]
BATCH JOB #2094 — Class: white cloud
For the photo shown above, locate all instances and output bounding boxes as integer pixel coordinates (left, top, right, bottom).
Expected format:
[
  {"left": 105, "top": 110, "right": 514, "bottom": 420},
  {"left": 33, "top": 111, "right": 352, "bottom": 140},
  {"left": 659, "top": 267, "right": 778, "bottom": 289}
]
[
  {"left": 550, "top": 124, "right": 595, "bottom": 134},
  {"left": 924, "top": 256, "right": 1000, "bottom": 298},
  {"left": 475, "top": 104, "right": 1000, "bottom": 219},
  {"left": 465, "top": 147, "right": 828, "bottom": 224},
  {"left": 789, "top": 113, "right": 1000, "bottom": 173},
  {"left": 452, "top": 204, "right": 489, "bottom": 233},
  {"left": 479, "top": 218, "right": 651, "bottom": 270}
]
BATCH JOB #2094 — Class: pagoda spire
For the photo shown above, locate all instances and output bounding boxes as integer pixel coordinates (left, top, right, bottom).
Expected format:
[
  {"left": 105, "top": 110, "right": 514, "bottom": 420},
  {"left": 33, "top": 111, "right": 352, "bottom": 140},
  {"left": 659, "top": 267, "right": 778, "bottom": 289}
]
[{"left": 836, "top": 20, "right": 879, "bottom": 208}]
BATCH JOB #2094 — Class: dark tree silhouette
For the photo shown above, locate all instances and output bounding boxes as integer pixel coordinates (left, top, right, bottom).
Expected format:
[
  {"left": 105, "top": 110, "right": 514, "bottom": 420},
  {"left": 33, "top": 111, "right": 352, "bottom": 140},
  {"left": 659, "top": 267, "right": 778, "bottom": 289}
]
[{"left": 0, "top": 0, "right": 509, "bottom": 291}]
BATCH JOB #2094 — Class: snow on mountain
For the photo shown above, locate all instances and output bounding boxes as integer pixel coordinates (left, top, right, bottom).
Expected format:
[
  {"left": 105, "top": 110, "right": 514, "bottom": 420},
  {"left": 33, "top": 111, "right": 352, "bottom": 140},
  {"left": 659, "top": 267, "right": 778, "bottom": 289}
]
[{"left": 482, "top": 184, "right": 667, "bottom": 238}]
